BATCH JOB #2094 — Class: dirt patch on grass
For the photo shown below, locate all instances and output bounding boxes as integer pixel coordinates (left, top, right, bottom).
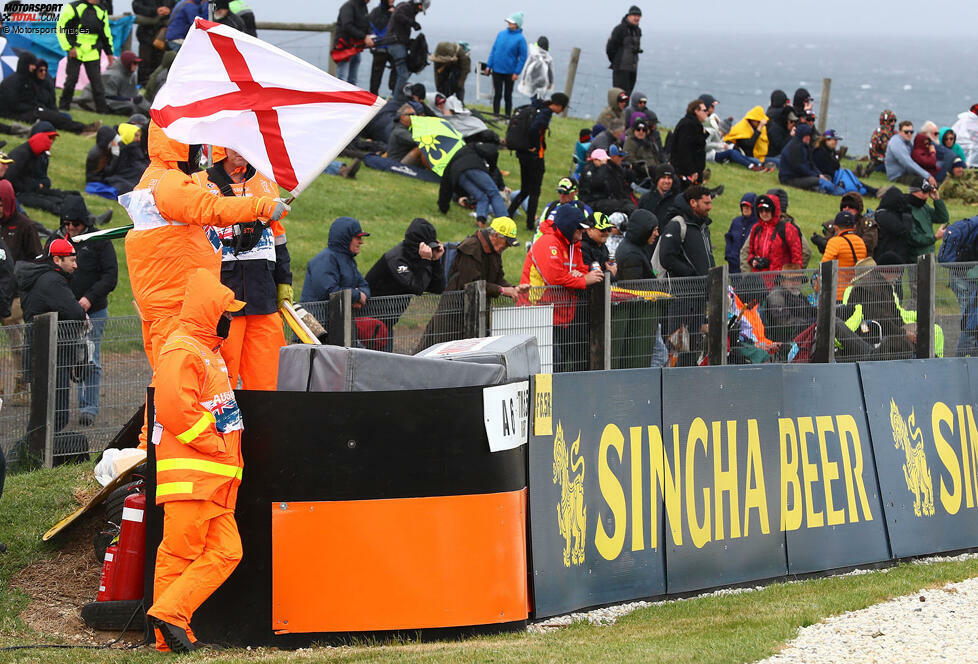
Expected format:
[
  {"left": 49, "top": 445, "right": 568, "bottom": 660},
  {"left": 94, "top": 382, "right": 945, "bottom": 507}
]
[{"left": 10, "top": 510, "right": 144, "bottom": 647}]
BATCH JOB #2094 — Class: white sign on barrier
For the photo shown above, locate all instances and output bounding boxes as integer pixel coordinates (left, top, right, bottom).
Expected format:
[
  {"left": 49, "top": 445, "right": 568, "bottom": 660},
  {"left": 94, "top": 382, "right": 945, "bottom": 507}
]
[{"left": 483, "top": 381, "right": 530, "bottom": 453}]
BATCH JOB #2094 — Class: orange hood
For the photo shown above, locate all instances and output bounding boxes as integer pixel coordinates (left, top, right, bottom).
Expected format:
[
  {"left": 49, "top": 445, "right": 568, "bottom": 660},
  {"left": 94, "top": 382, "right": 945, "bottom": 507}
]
[
  {"left": 148, "top": 121, "right": 195, "bottom": 170},
  {"left": 178, "top": 268, "right": 240, "bottom": 344}
]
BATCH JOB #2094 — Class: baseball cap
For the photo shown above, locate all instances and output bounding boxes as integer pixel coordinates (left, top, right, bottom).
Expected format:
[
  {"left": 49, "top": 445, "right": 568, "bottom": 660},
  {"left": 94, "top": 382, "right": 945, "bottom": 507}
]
[
  {"left": 952, "top": 157, "right": 966, "bottom": 170},
  {"left": 591, "top": 212, "right": 613, "bottom": 231},
  {"left": 490, "top": 216, "right": 519, "bottom": 246},
  {"left": 823, "top": 129, "right": 843, "bottom": 140},
  {"left": 633, "top": 120, "right": 649, "bottom": 132},
  {"left": 698, "top": 94, "right": 717, "bottom": 108},
  {"left": 48, "top": 238, "right": 76, "bottom": 257},
  {"left": 834, "top": 211, "right": 856, "bottom": 227},
  {"left": 617, "top": 92, "right": 629, "bottom": 104},
  {"left": 590, "top": 148, "right": 609, "bottom": 161},
  {"left": 756, "top": 199, "right": 775, "bottom": 211},
  {"left": 556, "top": 177, "right": 577, "bottom": 194},
  {"left": 608, "top": 144, "right": 627, "bottom": 157}
]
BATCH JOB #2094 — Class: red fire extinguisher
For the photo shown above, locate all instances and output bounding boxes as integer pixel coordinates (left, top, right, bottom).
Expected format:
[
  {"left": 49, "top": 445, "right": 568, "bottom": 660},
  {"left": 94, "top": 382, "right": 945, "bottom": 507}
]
[
  {"left": 112, "top": 492, "right": 146, "bottom": 601},
  {"left": 96, "top": 544, "right": 119, "bottom": 602}
]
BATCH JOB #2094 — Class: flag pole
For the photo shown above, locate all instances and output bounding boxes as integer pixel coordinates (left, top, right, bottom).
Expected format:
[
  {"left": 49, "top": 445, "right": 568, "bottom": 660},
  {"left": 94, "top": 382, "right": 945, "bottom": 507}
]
[{"left": 206, "top": 0, "right": 215, "bottom": 168}]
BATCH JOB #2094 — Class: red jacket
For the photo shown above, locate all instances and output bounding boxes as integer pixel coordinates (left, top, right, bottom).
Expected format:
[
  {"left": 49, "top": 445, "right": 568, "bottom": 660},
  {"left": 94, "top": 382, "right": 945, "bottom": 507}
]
[
  {"left": 521, "top": 227, "right": 587, "bottom": 326},
  {"left": 746, "top": 196, "right": 802, "bottom": 272},
  {"left": 911, "top": 134, "right": 938, "bottom": 176}
]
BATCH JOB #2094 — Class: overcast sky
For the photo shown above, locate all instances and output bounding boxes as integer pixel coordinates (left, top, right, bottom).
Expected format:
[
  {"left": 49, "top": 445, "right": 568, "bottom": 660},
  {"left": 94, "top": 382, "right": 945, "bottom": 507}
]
[{"left": 243, "top": 0, "right": 978, "bottom": 37}]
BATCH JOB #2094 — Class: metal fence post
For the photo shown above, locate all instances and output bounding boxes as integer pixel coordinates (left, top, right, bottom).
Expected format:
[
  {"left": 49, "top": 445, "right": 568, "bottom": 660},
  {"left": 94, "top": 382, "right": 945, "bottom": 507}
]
[
  {"left": 588, "top": 278, "right": 611, "bottom": 371},
  {"left": 327, "top": 289, "right": 352, "bottom": 347},
  {"left": 813, "top": 261, "right": 838, "bottom": 363},
  {"left": 463, "top": 281, "right": 487, "bottom": 338},
  {"left": 916, "top": 254, "right": 936, "bottom": 359},
  {"left": 27, "top": 312, "right": 57, "bottom": 468},
  {"left": 706, "top": 265, "right": 729, "bottom": 366}
]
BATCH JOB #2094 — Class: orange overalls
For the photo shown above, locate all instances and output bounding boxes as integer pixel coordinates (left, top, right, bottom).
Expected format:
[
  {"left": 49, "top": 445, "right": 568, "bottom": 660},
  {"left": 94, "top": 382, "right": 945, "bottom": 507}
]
[
  {"left": 121, "top": 123, "right": 283, "bottom": 373},
  {"left": 192, "top": 165, "right": 289, "bottom": 390},
  {"left": 147, "top": 269, "right": 245, "bottom": 650}
]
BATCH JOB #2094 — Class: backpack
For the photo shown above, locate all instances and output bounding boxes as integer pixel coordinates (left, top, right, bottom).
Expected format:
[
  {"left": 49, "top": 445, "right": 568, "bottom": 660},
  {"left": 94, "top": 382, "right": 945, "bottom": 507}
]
[
  {"left": 442, "top": 241, "right": 459, "bottom": 282},
  {"left": 855, "top": 211, "right": 878, "bottom": 254},
  {"left": 505, "top": 104, "right": 537, "bottom": 151},
  {"left": 938, "top": 216, "right": 978, "bottom": 263},
  {"left": 651, "top": 216, "right": 687, "bottom": 277},
  {"left": 406, "top": 32, "right": 429, "bottom": 73},
  {"left": 773, "top": 218, "right": 813, "bottom": 267}
]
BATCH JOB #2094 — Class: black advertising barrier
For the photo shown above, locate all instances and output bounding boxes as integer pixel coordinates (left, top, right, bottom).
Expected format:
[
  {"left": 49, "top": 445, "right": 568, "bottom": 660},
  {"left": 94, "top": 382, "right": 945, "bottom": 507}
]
[
  {"left": 145, "top": 386, "right": 528, "bottom": 648},
  {"left": 530, "top": 363, "right": 897, "bottom": 615},
  {"left": 780, "top": 364, "right": 891, "bottom": 574},
  {"left": 860, "top": 359, "right": 978, "bottom": 558},
  {"left": 529, "top": 370, "right": 665, "bottom": 618},
  {"left": 660, "top": 366, "right": 787, "bottom": 594}
]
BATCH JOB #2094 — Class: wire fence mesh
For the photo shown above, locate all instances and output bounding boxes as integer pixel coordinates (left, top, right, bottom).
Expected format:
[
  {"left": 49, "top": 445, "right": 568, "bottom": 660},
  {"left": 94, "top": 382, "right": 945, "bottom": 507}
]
[
  {"left": 936, "top": 261, "right": 978, "bottom": 359},
  {"left": 5, "top": 261, "right": 974, "bottom": 466},
  {"left": 356, "top": 291, "right": 465, "bottom": 355},
  {"left": 490, "top": 285, "right": 590, "bottom": 373},
  {"left": 730, "top": 269, "right": 819, "bottom": 364},
  {"left": 836, "top": 264, "right": 919, "bottom": 362},
  {"left": 49, "top": 315, "right": 150, "bottom": 465}
]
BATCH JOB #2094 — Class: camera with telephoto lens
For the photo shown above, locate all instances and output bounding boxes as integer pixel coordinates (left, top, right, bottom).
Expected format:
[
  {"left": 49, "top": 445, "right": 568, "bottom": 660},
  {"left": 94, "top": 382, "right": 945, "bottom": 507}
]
[
  {"left": 752, "top": 256, "right": 771, "bottom": 270},
  {"left": 921, "top": 181, "right": 936, "bottom": 193}
]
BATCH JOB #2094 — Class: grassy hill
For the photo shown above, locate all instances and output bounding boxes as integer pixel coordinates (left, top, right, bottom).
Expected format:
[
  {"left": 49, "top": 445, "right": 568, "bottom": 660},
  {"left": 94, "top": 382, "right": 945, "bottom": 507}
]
[{"left": 10, "top": 108, "right": 976, "bottom": 319}]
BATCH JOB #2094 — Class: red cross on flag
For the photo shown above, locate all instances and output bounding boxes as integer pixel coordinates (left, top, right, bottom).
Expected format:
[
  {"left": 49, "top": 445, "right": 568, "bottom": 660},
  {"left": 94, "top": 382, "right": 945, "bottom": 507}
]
[{"left": 150, "top": 18, "right": 384, "bottom": 195}]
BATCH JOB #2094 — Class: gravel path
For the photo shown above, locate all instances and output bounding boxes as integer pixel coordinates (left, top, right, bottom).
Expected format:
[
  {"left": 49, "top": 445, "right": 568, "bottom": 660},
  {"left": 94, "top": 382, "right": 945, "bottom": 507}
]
[
  {"left": 530, "top": 552, "right": 978, "bottom": 664},
  {"left": 757, "top": 573, "right": 978, "bottom": 663}
]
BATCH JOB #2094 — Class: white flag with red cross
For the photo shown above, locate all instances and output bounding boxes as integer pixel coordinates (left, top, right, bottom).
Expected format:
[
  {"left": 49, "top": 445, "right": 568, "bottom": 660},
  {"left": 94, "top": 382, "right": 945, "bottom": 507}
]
[{"left": 150, "top": 18, "right": 384, "bottom": 196}]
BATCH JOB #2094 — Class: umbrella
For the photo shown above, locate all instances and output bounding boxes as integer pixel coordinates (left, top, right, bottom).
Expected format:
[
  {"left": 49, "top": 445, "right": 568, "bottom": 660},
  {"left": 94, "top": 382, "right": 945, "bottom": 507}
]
[
  {"left": 0, "top": 38, "right": 19, "bottom": 80},
  {"left": 409, "top": 116, "right": 464, "bottom": 177}
]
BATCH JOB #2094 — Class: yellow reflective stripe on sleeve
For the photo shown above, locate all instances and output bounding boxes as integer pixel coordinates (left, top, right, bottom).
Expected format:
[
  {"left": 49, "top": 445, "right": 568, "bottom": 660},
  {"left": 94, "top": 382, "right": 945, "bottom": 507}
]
[
  {"left": 176, "top": 412, "right": 216, "bottom": 445},
  {"left": 157, "top": 458, "right": 243, "bottom": 480},
  {"left": 156, "top": 481, "right": 194, "bottom": 497}
]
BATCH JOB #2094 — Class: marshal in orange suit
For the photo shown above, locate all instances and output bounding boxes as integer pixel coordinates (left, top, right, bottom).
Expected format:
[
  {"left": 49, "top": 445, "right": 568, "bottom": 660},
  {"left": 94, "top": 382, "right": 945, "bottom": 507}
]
[{"left": 147, "top": 269, "right": 246, "bottom": 653}]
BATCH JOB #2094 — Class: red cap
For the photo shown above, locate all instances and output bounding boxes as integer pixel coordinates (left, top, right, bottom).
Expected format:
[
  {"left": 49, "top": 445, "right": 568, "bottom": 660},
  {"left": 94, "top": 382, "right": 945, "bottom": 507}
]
[{"left": 48, "top": 238, "right": 76, "bottom": 257}]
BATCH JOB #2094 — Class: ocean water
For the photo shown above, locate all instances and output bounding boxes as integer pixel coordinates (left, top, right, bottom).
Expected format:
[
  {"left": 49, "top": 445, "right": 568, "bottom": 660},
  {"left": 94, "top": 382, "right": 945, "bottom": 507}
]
[{"left": 264, "top": 27, "right": 975, "bottom": 156}]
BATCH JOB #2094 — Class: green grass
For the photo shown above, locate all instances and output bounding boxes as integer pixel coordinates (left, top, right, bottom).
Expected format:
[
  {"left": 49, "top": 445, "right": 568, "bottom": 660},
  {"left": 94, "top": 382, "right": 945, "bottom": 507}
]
[
  {"left": 16, "top": 109, "right": 978, "bottom": 318},
  {"left": 2, "top": 465, "right": 978, "bottom": 662}
]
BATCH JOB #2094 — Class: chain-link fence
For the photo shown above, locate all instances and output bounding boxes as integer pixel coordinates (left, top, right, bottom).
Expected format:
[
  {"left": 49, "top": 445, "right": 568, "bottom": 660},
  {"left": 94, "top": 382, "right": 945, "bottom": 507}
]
[
  {"left": 611, "top": 279, "right": 673, "bottom": 369},
  {"left": 490, "top": 286, "right": 590, "bottom": 373},
  {"left": 730, "top": 269, "right": 820, "bottom": 364},
  {"left": 936, "top": 261, "right": 978, "bottom": 359},
  {"left": 7, "top": 260, "right": 973, "bottom": 466},
  {"left": 835, "top": 264, "right": 920, "bottom": 362},
  {"left": 354, "top": 291, "right": 465, "bottom": 355}
]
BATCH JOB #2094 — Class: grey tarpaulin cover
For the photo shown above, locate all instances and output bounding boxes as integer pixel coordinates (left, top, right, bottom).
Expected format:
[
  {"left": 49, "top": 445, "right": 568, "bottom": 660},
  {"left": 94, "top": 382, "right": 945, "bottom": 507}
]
[
  {"left": 414, "top": 335, "right": 541, "bottom": 380},
  {"left": 277, "top": 344, "right": 505, "bottom": 392}
]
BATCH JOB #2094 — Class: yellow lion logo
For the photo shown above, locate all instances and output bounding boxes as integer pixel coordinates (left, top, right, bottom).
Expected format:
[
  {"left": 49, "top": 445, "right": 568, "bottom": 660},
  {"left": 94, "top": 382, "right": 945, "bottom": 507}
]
[
  {"left": 552, "top": 421, "right": 587, "bottom": 567},
  {"left": 889, "top": 399, "right": 935, "bottom": 517}
]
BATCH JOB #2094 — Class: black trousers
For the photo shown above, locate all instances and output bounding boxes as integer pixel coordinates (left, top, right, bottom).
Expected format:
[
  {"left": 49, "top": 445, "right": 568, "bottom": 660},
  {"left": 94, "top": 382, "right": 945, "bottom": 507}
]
[
  {"left": 60, "top": 58, "right": 107, "bottom": 113},
  {"left": 612, "top": 69, "right": 637, "bottom": 96},
  {"left": 509, "top": 152, "right": 545, "bottom": 229},
  {"left": 138, "top": 39, "right": 165, "bottom": 86},
  {"left": 491, "top": 72, "right": 515, "bottom": 116},
  {"left": 369, "top": 50, "right": 395, "bottom": 96},
  {"left": 18, "top": 189, "right": 72, "bottom": 216}
]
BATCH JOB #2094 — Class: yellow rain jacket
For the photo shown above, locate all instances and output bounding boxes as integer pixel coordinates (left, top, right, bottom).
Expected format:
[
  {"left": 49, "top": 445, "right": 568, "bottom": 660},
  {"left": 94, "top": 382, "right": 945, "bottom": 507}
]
[{"left": 723, "top": 106, "right": 770, "bottom": 162}]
